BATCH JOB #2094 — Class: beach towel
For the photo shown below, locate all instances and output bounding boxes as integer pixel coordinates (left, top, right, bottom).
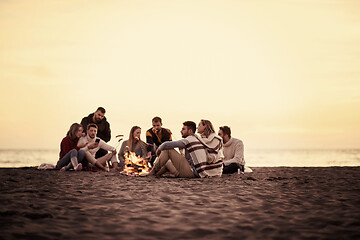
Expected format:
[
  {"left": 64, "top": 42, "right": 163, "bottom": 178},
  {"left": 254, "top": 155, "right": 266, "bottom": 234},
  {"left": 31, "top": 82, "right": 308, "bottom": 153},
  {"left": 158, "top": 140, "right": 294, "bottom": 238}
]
[{"left": 181, "top": 134, "right": 223, "bottom": 178}]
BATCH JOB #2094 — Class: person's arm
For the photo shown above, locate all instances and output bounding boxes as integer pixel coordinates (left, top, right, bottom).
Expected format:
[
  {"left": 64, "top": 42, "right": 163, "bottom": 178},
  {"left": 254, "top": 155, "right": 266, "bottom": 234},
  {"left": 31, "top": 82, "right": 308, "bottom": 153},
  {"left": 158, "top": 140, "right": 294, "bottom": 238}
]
[
  {"left": 166, "top": 129, "right": 172, "bottom": 141},
  {"left": 223, "top": 141, "right": 244, "bottom": 166},
  {"left": 158, "top": 140, "right": 186, "bottom": 151},
  {"left": 99, "top": 140, "right": 115, "bottom": 152},
  {"left": 80, "top": 117, "right": 88, "bottom": 134},
  {"left": 102, "top": 122, "right": 111, "bottom": 142},
  {"left": 118, "top": 141, "right": 126, "bottom": 162},
  {"left": 146, "top": 130, "right": 155, "bottom": 152},
  {"left": 60, "top": 138, "right": 72, "bottom": 158}
]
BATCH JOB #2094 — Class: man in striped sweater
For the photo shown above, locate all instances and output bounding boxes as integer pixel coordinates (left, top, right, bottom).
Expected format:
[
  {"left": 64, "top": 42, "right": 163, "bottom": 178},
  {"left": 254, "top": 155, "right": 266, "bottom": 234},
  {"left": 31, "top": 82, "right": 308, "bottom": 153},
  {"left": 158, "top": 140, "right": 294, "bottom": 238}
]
[{"left": 150, "top": 121, "right": 223, "bottom": 178}]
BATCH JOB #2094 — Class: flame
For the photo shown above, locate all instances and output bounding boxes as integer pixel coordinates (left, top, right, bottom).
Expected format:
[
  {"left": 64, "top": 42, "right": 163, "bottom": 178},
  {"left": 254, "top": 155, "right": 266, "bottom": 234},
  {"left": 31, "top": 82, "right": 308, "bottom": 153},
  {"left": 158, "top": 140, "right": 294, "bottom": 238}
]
[{"left": 120, "top": 151, "right": 151, "bottom": 176}]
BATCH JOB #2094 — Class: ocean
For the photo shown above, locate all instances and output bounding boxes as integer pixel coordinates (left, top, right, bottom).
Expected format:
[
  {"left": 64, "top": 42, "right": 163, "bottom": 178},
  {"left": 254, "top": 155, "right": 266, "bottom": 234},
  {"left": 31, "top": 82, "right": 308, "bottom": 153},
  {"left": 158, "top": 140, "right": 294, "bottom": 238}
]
[{"left": 0, "top": 149, "right": 359, "bottom": 168}]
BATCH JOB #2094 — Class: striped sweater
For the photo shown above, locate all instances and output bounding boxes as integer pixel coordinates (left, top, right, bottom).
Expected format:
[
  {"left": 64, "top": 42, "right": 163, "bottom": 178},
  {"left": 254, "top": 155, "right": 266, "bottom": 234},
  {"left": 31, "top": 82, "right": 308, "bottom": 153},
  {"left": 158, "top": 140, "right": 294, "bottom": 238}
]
[{"left": 181, "top": 133, "right": 223, "bottom": 178}]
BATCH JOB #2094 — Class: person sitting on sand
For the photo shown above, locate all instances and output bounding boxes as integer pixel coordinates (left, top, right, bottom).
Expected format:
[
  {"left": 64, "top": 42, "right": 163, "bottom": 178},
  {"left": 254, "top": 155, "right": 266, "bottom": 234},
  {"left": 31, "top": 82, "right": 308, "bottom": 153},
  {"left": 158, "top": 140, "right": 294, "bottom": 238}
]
[
  {"left": 196, "top": 118, "right": 224, "bottom": 162},
  {"left": 80, "top": 107, "right": 111, "bottom": 159},
  {"left": 218, "top": 126, "right": 245, "bottom": 174},
  {"left": 56, "top": 123, "right": 86, "bottom": 171},
  {"left": 149, "top": 121, "right": 223, "bottom": 178},
  {"left": 118, "top": 126, "right": 150, "bottom": 170},
  {"left": 78, "top": 123, "right": 118, "bottom": 171},
  {"left": 146, "top": 117, "right": 172, "bottom": 165}
]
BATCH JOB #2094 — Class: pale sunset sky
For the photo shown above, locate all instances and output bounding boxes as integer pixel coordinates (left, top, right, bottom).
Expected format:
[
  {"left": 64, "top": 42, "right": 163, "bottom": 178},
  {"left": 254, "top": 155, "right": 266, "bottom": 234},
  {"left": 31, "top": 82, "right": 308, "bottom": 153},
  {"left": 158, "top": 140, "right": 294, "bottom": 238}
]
[{"left": 0, "top": 0, "right": 359, "bottom": 150}]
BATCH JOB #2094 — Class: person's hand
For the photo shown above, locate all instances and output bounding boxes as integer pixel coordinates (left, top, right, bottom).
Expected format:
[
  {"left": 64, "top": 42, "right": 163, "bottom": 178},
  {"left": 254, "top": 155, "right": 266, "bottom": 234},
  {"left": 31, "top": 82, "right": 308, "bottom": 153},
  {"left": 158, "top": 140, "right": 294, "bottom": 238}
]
[
  {"left": 146, "top": 151, "right": 152, "bottom": 159},
  {"left": 156, "top": 149, "right": 161, "bottom": 157},
  {"left": 88, "top": 142, "right": 99, "bottom": 149},
  {"left": 111, "top": 149, "right": 117, "bottom": 156},
  {"left": 78, "top": 141, "right": 89, "bottom": 148}
]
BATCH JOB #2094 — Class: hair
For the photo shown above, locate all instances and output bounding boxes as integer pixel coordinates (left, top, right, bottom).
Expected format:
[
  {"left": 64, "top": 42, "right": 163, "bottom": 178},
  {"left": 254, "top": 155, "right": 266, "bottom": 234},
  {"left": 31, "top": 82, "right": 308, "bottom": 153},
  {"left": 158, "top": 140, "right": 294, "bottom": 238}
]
[
  {"left": 152, "top": 116, "right": 162, "bottom": 124},
  {"left": 96, "top": 107, "right": 106, "bottom": 114},
  {"left": 87, "top": 123, "right": 98, "bottom": 130},
  {"left": 183, "top": 121, "right": 196, "bottom": 133},
  {"left": 200, "top": 119, "right": 215, "bottom": 138},
  {"left": 128, "top": 126, "right": 141, "bottom": 151},
  {"left": 219, "top": 126, "right": 231, "bottom": 138},
  {"left": 66, "top": 123, "right": 83, "bottom": 140}
]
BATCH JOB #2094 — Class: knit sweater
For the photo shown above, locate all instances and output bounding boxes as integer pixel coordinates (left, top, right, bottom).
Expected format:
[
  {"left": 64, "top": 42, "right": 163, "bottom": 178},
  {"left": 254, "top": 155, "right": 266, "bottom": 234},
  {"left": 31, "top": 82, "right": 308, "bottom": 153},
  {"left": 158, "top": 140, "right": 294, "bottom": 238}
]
[
  {"left": 59, "top": 136, "right": 80, "bottom": 159},
  {"left": 77, "top": 135, "right": 115, "bottom": 157},
  {"left": 118, "top": 140, "right": 148, "bottom": 162},
  {"left": 222, "top": 137, "right": 245, "bottom": 166}
]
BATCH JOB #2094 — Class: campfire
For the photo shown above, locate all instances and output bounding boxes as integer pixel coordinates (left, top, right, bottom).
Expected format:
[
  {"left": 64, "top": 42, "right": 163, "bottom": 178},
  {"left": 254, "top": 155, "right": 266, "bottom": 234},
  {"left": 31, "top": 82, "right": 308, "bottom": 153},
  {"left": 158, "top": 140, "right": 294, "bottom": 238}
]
[{"left": 120, "top": 151, "right": 151, "bottom": 176}]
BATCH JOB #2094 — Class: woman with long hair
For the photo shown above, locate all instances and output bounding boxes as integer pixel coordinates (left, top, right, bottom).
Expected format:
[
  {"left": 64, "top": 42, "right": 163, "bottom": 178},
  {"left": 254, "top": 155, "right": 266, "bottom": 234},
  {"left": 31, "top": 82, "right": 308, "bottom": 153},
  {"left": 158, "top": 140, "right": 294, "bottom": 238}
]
[
  {"left": 196, "top": 119, "right": 224, "bottom": 164},
  {"left": 56, "top": 123, "right": 87, "bottom": 171},
  {"left": 197, "top": 119, "right": 216, "bottom": 138},
  {"left": 118, "top": 126, "right": 150, "bottom": 170}
]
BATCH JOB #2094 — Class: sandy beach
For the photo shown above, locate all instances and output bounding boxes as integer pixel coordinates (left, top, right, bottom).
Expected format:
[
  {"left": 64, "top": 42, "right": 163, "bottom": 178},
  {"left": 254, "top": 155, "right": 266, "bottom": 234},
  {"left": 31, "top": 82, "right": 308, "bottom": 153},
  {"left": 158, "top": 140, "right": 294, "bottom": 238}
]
[{"left": 0, "top": 167, "right": 359, "bottom": 240}]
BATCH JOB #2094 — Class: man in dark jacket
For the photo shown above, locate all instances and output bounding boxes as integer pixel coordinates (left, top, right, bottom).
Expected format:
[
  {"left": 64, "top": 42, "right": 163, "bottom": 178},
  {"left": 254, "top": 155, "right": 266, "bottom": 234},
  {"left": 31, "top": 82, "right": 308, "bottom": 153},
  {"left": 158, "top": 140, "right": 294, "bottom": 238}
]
[
  {"left": 146, "top": 116, "right": 172, "bottom": 165},
  {"left": 81, "top": 107, "right": 111, "bottom": 159}
]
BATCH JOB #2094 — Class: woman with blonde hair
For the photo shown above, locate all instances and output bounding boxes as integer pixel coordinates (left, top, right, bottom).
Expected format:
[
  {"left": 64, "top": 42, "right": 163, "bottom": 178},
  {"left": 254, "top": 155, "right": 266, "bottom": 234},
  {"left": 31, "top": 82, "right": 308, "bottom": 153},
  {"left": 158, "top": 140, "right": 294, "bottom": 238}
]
[
  {"left": 196, "top": 119, "right": 224, "bottom": 165},
  {"left": 197, "top": 119, "right": 215, "bottom": 138},
  {"left": 118, "top": 126, "right": 150, "bottom": 170}
]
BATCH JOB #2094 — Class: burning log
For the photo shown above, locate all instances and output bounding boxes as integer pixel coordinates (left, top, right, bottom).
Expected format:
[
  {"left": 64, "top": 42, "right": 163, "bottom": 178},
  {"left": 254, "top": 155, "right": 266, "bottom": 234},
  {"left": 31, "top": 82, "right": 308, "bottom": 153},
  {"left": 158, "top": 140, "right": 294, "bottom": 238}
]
[{"left": 120, "top": 151, "right": 151, "bottom": 176}]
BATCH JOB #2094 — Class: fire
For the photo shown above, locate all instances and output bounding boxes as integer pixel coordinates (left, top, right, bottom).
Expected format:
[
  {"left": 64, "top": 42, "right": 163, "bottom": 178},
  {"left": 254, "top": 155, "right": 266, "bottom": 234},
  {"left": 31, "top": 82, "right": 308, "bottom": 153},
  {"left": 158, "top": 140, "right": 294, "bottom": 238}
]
[{"left": 120, "top": 151, "right": 151, "bottom": 176}]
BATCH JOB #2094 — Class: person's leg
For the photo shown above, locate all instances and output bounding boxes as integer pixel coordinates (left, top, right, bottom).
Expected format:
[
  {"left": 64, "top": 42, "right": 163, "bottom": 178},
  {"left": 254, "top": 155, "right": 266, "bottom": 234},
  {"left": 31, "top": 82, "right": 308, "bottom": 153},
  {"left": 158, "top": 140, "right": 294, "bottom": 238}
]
[
  {"left": 166, "top": 150, "right": 195, "bottom": 178},
  {"left": 164, "top": 160, "right": 180, "bottom": 177},
  {"left": 95, "top": 148, "right": 108, "bottom": 159},
  {"left": 152, "top": 150, "right": 194, "bottom": 178},
  {"left": 56, "top": 149, "right": 77, "bottom": 169},
  {"left": 70, "top": 153, "right": 82, "bottom": 171},
  {"left": 107, "top": 153, "right": 119, "bottom": 170},
  {"left": 222, "top": 163, "right": 239, "bottom": 174},
  {"left": 77, "top": 150, "right": 86, "bottom": 163}
]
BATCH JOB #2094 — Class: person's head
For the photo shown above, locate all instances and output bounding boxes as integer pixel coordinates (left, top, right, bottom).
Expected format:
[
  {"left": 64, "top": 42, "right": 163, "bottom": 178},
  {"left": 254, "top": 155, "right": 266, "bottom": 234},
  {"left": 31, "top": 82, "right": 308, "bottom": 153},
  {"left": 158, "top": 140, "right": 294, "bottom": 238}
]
[
  {"left": 197, "top": 119, "right": 215, "bottom": 138},
  {"left": 93, "top": 107, "right": 106, "bottom": 123},
  {"left": 128, "top": 126, "right": 141, "bottom": 151},
  {"left": 129, "top": 126, "right": 141, "bottom": 142},
  {"left": 181, "top": 121, "right": 196, "bottom": 138},
  {"left": 67, "top": 123, "right": 83, "bottom": 140},
  {"left": 152, "top": 117, "right": 163, "bottom": 132},
  {"left": 87, "top": 123, "right": 98, "bottom": 139},
  {"left": 218, "top": 126, "right": 231, "bottom": 143}
]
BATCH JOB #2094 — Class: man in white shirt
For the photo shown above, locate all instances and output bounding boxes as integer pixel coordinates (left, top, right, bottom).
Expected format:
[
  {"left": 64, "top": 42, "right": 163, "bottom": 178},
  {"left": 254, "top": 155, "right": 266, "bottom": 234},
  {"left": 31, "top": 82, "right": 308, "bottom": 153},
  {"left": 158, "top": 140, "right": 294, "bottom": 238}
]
[
  {"left": 78, "top": 123, "right": 118, "bottom": 171},
  {"left": 218, "top": 126, "right": 245, "bottom": 174}
]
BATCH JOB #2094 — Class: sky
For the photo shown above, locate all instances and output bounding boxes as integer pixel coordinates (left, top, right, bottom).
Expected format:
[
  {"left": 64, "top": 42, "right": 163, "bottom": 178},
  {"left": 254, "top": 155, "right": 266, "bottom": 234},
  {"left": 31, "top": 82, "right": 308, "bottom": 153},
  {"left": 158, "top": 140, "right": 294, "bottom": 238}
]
[{"left": 0, "top": 0, "right": 359, "bottom": 150}]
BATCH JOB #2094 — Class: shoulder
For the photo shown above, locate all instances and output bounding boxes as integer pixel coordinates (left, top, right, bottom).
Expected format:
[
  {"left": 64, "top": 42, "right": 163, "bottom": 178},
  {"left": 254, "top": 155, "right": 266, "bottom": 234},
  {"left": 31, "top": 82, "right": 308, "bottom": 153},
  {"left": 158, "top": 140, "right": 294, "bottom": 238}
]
[
  {"left": 82, "top": 113, "right": 92, "bottom": 121},
  {"left": 163, "top": 128, "right": 172, "bottom": 134},
  {"left": 231, "top": 138, "right": 243, "bottom": 147},
  {"left": 102, "top": 116, "right": 110, "bottom": 125},
  {"left": 61, "top": 136, "right": 70, "bottom": 143},
  {"left": 146, "top": 129, "right": 153, "bottom": 136}
]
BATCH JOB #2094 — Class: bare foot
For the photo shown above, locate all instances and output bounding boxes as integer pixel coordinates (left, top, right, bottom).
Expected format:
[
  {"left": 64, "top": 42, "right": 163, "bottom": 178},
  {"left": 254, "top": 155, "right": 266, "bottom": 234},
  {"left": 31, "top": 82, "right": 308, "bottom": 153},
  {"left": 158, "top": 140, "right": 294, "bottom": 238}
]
[
  {"left": 75, "top": 163, "right": 82, "bottom": 171},
  {"left": 60, "top": 167, "right": 66, "bottom": 171}
]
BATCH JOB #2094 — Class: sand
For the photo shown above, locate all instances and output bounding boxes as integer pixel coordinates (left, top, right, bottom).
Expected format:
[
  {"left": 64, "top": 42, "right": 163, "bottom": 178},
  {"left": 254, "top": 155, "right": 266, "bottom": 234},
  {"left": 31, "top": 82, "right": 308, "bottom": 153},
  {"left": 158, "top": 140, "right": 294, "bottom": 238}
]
[{"left": 0, "top": 167, "right": 359, "bottom": 240}]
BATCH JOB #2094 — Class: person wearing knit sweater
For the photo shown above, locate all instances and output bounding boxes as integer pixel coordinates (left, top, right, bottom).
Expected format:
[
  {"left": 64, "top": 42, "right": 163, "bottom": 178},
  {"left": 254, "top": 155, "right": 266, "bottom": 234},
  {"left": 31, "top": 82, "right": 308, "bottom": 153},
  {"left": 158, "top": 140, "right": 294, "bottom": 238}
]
[
  {"left": 78, "top": 123, "right": 118, "bottom": 171},
  {"left": 218, "top": 126, "right": 245, "bottom": 174}
]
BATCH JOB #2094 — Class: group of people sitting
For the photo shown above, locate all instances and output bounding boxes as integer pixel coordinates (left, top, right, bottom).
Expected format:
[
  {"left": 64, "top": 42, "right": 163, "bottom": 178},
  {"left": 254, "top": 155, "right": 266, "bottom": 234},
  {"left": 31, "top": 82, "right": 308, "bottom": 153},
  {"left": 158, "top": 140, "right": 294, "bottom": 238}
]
[{"left": 56, "top": 107, "right": 245, "bottom": 178}]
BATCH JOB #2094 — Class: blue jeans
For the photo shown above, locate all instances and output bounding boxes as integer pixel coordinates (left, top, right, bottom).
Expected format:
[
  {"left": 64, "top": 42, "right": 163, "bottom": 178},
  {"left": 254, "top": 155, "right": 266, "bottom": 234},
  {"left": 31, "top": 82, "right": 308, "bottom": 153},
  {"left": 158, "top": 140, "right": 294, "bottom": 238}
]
[{"left": 56, "top": 149, "right": 85, "bottom": 169}]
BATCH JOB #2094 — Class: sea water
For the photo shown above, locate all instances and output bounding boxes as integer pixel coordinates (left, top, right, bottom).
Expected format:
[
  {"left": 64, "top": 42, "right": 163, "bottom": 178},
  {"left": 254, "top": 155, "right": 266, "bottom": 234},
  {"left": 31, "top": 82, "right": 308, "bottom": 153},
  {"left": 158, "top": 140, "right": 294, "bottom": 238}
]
[{"left": 0, "top": 149, "right": 359, "bottom": 168}]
